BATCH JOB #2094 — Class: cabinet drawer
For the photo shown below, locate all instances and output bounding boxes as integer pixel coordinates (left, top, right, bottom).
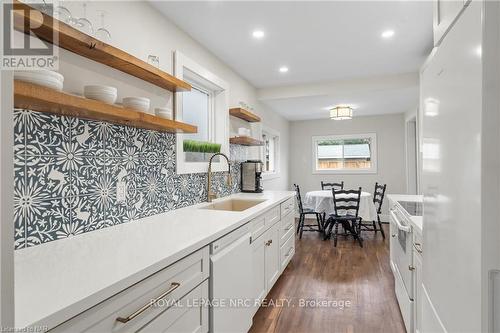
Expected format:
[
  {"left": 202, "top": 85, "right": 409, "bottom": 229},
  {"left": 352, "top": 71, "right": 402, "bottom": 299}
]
[
  {"left": 280, "top": 233, "right": 295, "bottom": 271},
  {"left": 280, "top": 197, "right": 295, "bottom": 218},
  {"left": 138, "top": 280, "right": 208, "bottom": 333},
  {"left": 264, "top": 206, "right": 280, "bottom": 227},
  {"left": 51, "top": 247, "right": 210, "bottom": 333},
  {"left": 280, "top": 211, "right": 294, "bottom": 242},
  {"left": 250, "top": 215, "right": 266, "bottom": 241}
]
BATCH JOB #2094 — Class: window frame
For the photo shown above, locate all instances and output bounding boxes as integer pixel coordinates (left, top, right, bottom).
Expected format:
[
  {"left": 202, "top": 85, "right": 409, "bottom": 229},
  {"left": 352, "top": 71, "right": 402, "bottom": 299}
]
[
  {"left": 261, "top": 126, "right": 280, "bottom": 180},
  {"left": 174, "top": 51, "right": 229, "bottom": 174},
  {"left": 311, "top": 133, "right": 378, "bottom": 174}
]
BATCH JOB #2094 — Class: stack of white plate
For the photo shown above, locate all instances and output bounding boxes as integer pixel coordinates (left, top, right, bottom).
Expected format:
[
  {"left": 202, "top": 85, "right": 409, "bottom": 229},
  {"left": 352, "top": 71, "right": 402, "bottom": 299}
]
[
  {"left": 14, "top": 70, "right": 64, "bottom": 91},
  {"left": 84, "top": 85, "right": 117, "bottom": 104},
  {"left": 123, "top": 97, "right": 150, "bottom": 112},
  {"left": 155, "top": 107, "right": 173, "bottom": 120}
]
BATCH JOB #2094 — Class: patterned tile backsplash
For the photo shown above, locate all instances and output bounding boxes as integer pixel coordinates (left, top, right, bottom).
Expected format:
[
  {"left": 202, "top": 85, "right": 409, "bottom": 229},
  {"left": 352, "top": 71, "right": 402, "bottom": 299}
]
[{"left": 13, "top": 109, "right": 245, "bottom": 250}]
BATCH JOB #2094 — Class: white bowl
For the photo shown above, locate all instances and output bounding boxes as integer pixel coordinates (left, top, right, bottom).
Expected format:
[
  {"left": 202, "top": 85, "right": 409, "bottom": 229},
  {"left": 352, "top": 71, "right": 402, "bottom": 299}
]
[
  {"left": 14, "top": 70, "right": 64, "bottom": 91},
  {"left": 155, "top": 107, "right": 172, "bottom": 119},
  {"left": 123, "top": 97, "right": 150, "bottom": 112},
  {"left": 84, "top": 85, "right": 117, "bottom": 104}
]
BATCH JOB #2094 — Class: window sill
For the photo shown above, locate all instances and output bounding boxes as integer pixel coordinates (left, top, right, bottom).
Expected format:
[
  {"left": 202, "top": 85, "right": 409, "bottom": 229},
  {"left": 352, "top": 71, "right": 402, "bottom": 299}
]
[
  {"left": 262, "top": 172, "right": 280, "bottom": 180},
  {"left": 312, "top": 169, "right": 377, "bottom": 175}
]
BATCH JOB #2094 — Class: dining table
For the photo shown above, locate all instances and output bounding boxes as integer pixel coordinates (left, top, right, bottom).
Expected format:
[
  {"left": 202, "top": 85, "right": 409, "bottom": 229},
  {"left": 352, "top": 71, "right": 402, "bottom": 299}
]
[{"left": 304, "top": 190, "right": 378, "bottom": 222}]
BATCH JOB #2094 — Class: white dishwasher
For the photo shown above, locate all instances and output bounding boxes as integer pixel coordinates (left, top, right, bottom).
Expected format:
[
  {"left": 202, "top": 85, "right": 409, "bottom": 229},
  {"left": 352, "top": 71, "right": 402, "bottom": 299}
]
[{"left": 210, "top": 225, "right": 253, "bottom": 333}]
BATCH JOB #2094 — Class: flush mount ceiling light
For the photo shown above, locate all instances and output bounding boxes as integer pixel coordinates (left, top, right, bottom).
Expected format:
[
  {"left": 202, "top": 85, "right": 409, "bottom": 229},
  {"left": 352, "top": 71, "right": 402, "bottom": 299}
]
[
  {"left": 381, "top": 29, "right": 395, "bottom": 39},
  {"left": 252, "top": 30, "right": 265, "bottom": 39},
  {"left": 330, "top": 106, "right": 353, "bottom": 120},
  {"left": 279, "top": 66, "right": 289, "bottom": 73}
]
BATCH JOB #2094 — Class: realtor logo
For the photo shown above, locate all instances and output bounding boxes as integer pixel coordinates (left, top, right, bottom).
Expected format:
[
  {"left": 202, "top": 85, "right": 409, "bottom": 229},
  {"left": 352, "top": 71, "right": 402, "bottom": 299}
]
[{"left": 2, "top": 2, "right": 58, "bottom": 69}]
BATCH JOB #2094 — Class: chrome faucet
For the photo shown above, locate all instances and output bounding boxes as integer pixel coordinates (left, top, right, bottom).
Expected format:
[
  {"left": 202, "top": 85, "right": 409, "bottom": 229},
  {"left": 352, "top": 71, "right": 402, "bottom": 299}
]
[{"left": 207, "top": 152, "right": 232, "bottom": 202}]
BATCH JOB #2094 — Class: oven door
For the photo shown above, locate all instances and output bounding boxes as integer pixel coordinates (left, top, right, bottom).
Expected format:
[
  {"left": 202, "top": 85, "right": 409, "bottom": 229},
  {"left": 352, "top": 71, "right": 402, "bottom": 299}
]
[{"left": 390, "top": 208, "right": 414, "bottom": 299}]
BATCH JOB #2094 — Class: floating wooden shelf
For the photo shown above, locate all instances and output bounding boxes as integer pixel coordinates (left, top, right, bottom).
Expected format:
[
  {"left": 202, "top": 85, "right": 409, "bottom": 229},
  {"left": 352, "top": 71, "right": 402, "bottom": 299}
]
[
  {"left": 229, "top": 136, "right": 264, "bottom": 146},
  {"left": 12, "top": 1, "right": 191, "bottom": 92},
  {"left": 14, "top": 81, "right": 197, "bottom": 133},
  {"left": 229, "top": 107, "right": 261, "bottom": 122}
]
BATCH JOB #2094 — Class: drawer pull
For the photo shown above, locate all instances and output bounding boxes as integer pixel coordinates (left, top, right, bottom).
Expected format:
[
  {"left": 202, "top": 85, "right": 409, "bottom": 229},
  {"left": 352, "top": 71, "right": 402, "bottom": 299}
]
[
  {"left": 265, "top": 240, "right": 273, "bottom": 246},
  {"left": 116, "top": 282, "right": 181, "bottom": 324}
]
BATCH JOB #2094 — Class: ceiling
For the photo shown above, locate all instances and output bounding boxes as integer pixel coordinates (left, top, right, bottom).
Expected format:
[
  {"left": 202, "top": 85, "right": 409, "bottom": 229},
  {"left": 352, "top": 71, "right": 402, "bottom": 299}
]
[{"left": 152, "top": 1, "right": 433, "bottom": 120}]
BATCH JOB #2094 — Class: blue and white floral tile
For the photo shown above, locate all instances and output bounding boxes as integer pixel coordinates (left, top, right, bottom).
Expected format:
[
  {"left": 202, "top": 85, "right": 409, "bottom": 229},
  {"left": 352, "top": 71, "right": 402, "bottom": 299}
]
[
  {"left": 70, "top": 118, "right": 106, "bottom": 157},
  {"left": 14, "top": 109, "right": 26, "bottom": 157},
  {"left": 24, "top": 155, "right": 71, "bottom": 200},
  {"left": 66, "top": 195, "right": 106, "bottom": 233},
  {"left": 140, "top": 130, "right": 171, "bottom": 160},
  {"left": 70, "top": 157, "right": 106, "bottom": 196},
  {"left": 25, "top": 197, "right": 71, "bottom": 247},
  {"left": 21, "top": 111, "right": 71, "bottom": 157},
  {"left": 105, "top": 124, "right": 141, "bottom": 158}
]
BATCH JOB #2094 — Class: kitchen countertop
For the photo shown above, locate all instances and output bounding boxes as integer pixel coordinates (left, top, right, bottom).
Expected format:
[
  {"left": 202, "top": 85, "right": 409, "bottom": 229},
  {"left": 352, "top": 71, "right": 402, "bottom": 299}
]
[
  {"left": 387, "top": 194, "right": 423, "bottom": 233},
  {"left": 15, "top": 191, "right": 295, "bottom": 329}
]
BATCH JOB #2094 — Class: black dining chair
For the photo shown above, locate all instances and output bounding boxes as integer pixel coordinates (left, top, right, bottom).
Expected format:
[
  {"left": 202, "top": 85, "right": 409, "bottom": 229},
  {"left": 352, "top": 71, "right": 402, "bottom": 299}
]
[
  {"left": 360, "top": 183, "right": 387, "bottom": 239},
  {"left": 321, "top": 181, "right": 344, "bottom": 191},
  {"left": 294, "top": 184, "right": 323, "bottom": 239},
  {"left": 324, "top": 187, "right": 363, "bottom": 247}
]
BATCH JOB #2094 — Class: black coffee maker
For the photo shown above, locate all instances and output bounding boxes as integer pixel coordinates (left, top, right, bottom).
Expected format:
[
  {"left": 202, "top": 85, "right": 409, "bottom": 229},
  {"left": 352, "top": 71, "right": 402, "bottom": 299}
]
[{"left": 241, "top": 160, "right": 263, "bottom": 193}]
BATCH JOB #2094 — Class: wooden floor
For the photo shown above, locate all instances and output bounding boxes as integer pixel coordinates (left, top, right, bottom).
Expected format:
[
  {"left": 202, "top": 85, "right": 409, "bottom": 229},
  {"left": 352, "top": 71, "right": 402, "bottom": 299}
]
[{"left": 249, "top": 220, "right": 406, "bottom": 333}]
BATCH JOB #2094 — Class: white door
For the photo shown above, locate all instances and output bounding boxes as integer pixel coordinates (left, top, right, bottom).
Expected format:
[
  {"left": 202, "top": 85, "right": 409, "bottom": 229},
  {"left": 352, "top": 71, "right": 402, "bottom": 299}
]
[
  {"left": 251, "top": 234, "right": 266, "bottom": 316},
  {"left": 264, "top": 223, "right": 280, "bottom": 291},
  {"left": 421, "top": 2, "right": 482, "bottom": 331}
]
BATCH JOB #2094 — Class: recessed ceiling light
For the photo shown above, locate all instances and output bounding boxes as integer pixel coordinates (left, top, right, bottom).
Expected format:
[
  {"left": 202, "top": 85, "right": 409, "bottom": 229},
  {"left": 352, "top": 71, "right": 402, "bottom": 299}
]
[
  {"left": 252, "top": 30, "right": 265, "bottom": 39},
  {"left": 381, "top": 30, "right": 395, "bottom": 39},
  {"left": 279, "top": 66, "right": 289, "bottom": 73}
]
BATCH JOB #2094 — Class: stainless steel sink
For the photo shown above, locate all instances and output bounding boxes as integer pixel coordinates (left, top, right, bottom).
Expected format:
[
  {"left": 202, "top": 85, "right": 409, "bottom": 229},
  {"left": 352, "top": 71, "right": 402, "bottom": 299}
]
[{"left": 201, "top": 199, "right": 266, "bottom": 212}]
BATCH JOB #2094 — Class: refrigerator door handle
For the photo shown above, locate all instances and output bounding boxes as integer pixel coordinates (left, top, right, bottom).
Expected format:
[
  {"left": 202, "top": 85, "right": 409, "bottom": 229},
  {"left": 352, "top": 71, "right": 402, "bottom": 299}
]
[{"left": 490, "top": 269, "right": 500, "bottom": 333}]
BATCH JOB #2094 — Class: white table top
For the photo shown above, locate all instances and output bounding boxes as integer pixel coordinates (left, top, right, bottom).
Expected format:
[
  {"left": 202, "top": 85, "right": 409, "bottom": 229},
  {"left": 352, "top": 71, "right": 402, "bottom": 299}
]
[
  {"left": 15, "top": 191, "right": 295, "bottom": 329},
  {"left": 304, "top": 190, "right": 377, "bottom": 221},
  {"left": 306, "top": 190, "right": 372, "bottom": 198}
]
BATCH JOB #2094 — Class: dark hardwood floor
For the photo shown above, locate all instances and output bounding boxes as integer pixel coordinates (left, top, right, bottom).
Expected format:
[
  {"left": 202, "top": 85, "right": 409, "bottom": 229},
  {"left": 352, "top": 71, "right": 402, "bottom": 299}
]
[{"left": 249, "top": 220, "right": 406, "bottom": 333}]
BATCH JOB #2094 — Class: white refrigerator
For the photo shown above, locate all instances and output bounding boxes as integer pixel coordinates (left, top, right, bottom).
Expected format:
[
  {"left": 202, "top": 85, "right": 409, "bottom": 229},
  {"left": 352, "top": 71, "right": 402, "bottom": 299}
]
[{"left": 420, "top": 1, "right": 500, "bottom": 332}]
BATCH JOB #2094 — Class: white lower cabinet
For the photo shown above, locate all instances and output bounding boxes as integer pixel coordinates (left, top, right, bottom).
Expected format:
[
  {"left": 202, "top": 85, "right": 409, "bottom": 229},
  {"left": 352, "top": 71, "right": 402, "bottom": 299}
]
[
  {"left": 51, "top": 247, "right": 210, "bottom": 333},
  {"left": 138, "top": 280, "right": 209, "bottom": 333},
  {"left": 264, "top": 222, "right": 281, "bottom": 290},
  {"left": 49, "top": 197, "right": 295, "bottom": 333},
  {"left": 251, "top": 234, "right": 267, "bottom": 316}
]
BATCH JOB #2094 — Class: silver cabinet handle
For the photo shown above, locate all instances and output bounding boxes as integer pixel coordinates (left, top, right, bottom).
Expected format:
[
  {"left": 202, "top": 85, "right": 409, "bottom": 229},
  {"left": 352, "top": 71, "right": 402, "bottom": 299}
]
[
  {"left": 265, "top": 240, "right": 273, "bottom": 246},
  {"left": 414, "top": 242, "right": 423, "bottom": 254},
  {"left": 409, "top": 265, "right": 415, "bottom": 271},
  {"left": 116, "top": 282, "right": 180, "bottom": 324}
]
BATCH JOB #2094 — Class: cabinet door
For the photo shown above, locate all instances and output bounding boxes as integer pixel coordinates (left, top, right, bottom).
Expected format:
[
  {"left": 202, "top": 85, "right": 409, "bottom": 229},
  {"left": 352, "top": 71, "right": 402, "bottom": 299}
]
[
  {"left": 414, "top": 251, "right": 423, "bottom": 333},
  {"left": 264, "top": 222, "right": 280, "bottom": 291},
  {"left": 433, "top": 0, "right": 466, "bottom": 46},
  {"left": 251, "top": 235, "right": 266, "bottom": 316}
]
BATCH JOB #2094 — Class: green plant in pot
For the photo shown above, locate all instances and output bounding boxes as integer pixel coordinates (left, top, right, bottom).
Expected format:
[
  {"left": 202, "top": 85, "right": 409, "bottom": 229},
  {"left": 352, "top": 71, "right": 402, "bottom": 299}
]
[{"left": 183, "top": 140, "right": 221, "bottom": 154}]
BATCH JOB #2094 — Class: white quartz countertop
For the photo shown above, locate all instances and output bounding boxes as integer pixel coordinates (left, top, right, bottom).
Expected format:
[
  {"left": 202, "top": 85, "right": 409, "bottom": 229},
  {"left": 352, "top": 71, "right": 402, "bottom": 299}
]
[
  {"left": 15, "top": 191, "right": 295, "bottom": 329},
  {"left": 387, "top": 194, "right": 423, "bottom": 232}
]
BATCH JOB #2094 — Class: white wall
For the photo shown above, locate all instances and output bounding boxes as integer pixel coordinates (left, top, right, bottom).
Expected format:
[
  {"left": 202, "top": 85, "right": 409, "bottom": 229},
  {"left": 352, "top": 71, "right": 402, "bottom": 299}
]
[
  {"left": 289, "top": 114, "right": 406, "bottom": 216},
  {"left": 56, "top": 1, "right": 289, "bottom": 190}
]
